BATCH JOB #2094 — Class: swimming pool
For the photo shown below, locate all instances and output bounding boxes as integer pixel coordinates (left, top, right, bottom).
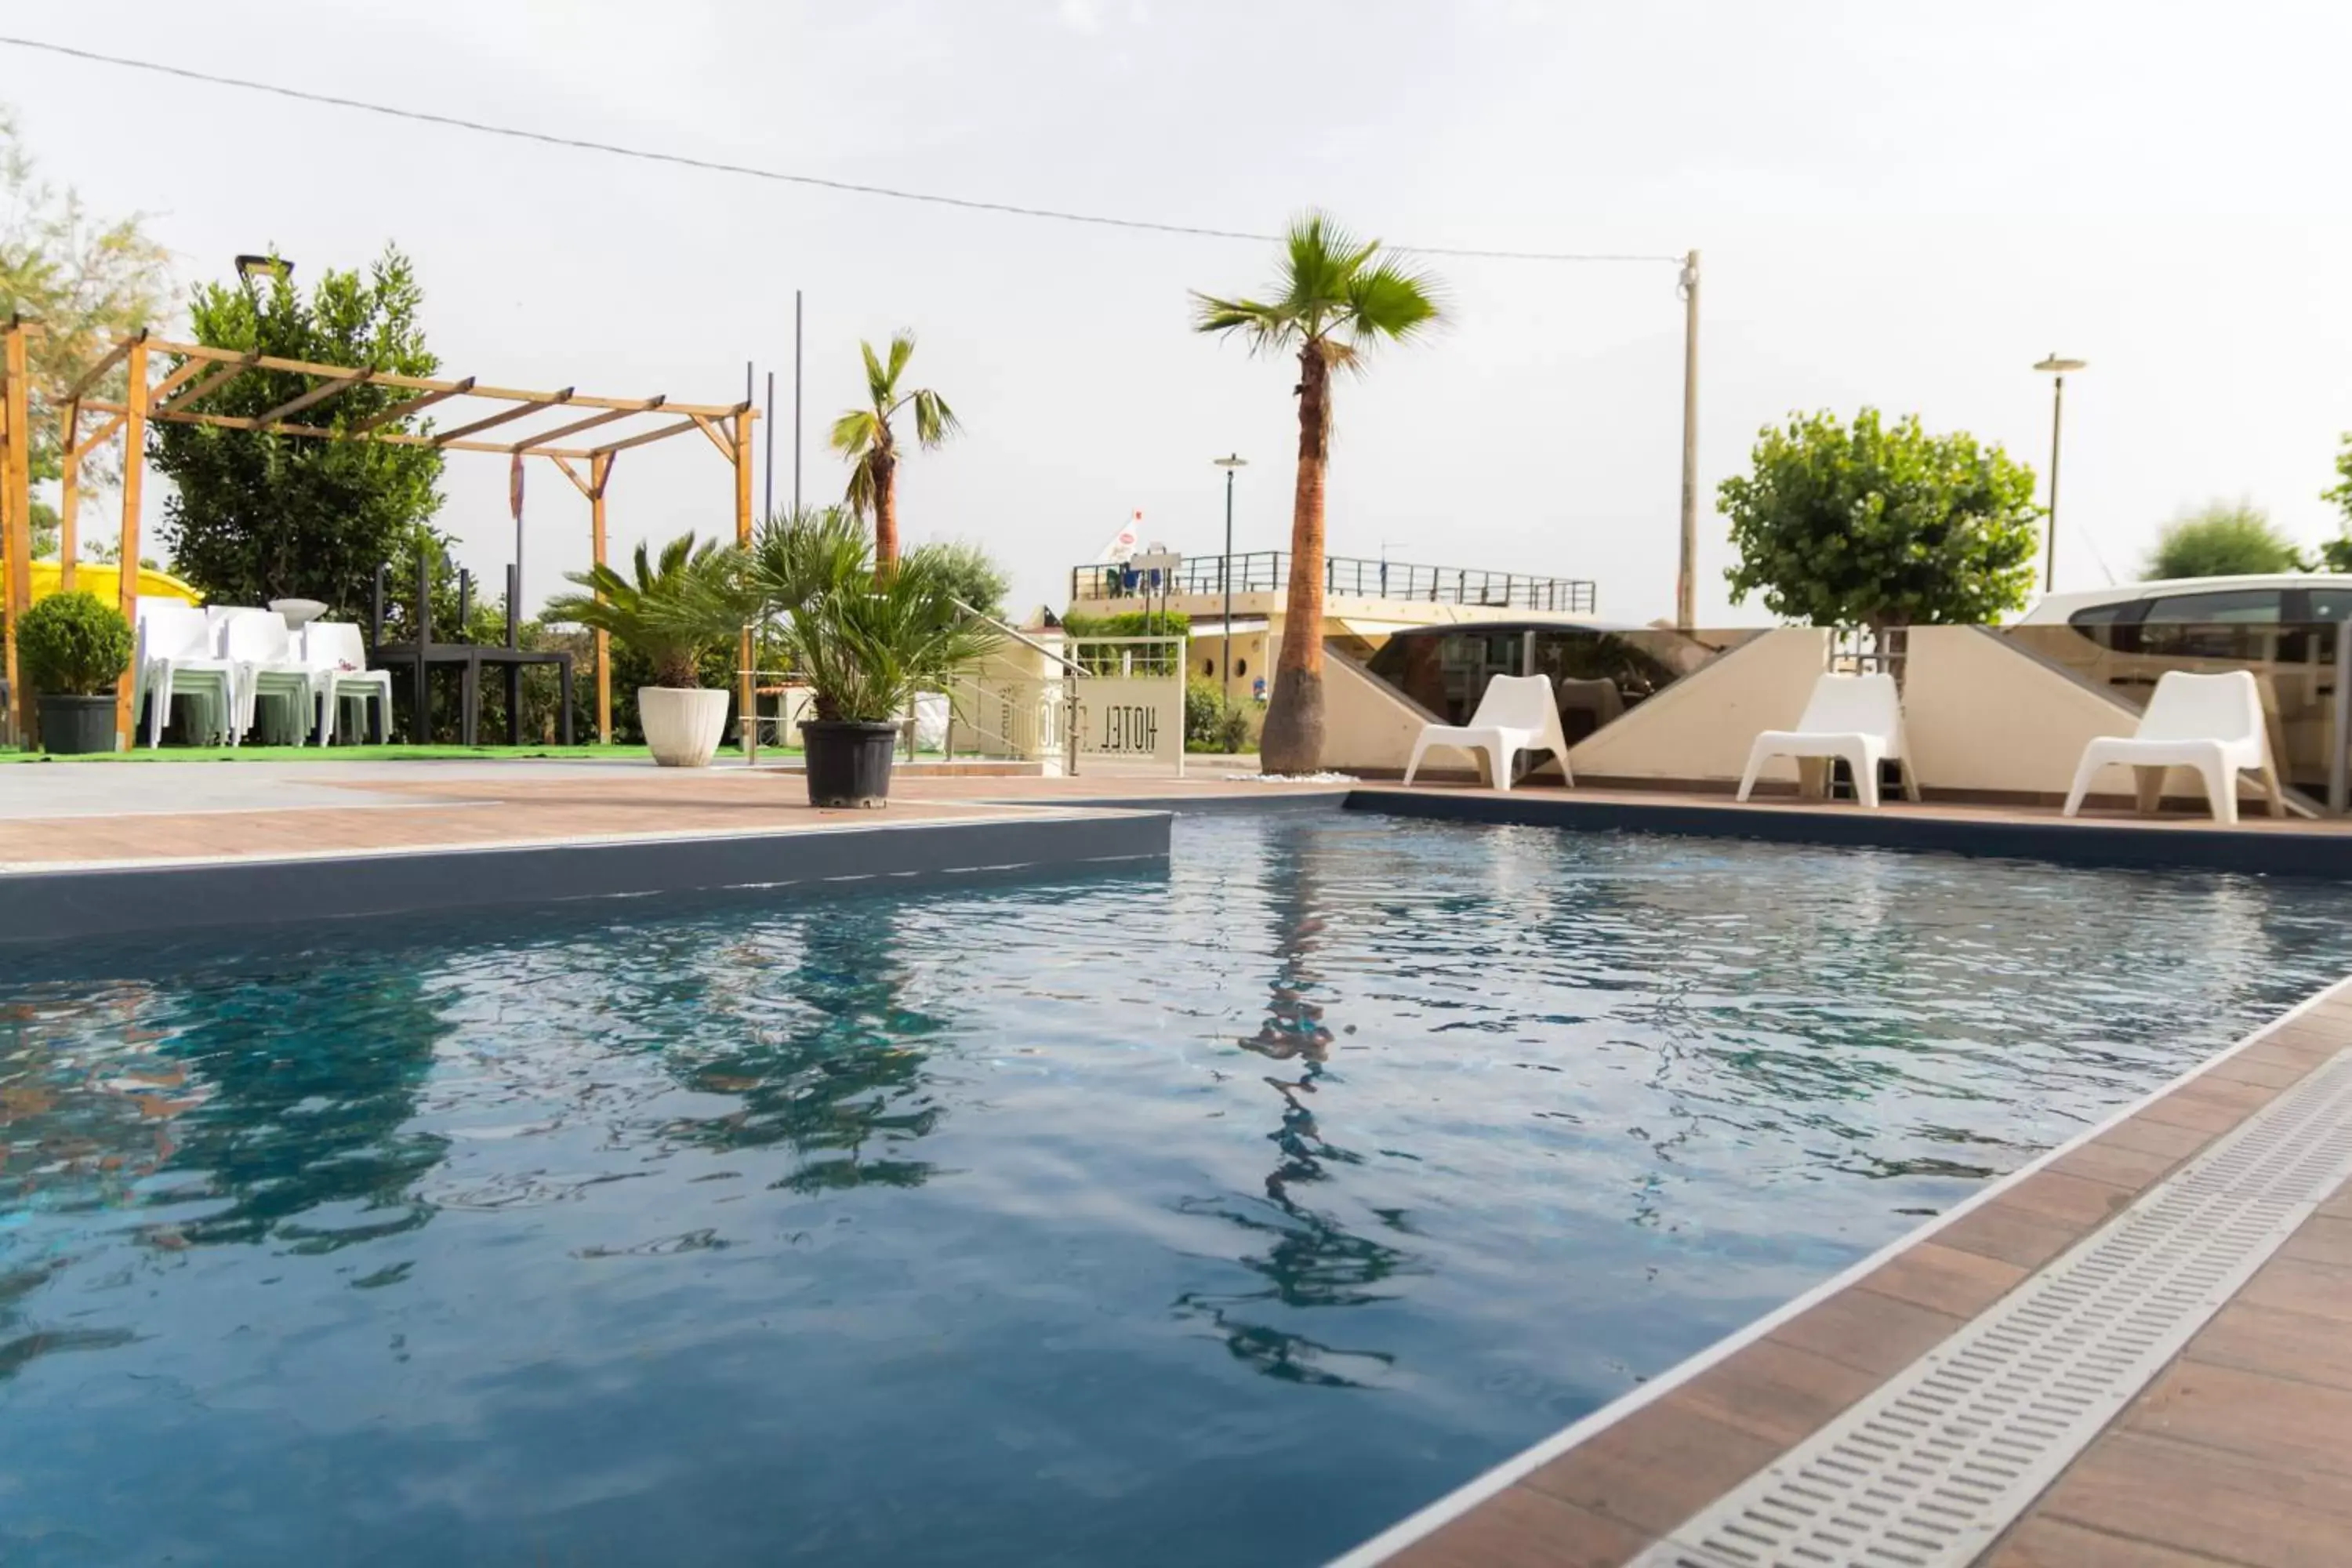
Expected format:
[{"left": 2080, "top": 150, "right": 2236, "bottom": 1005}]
[{"left": 5, "top": 810, "right": 2349, "bottom": 1566}]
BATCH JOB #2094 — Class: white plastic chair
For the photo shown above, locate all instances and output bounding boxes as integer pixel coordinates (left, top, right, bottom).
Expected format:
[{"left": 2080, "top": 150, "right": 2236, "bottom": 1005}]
[
  {"left": 220, "top": 610, "right": 314, "bottom": 746},
  {"left": 1403, "top": 673, "right": 1574, "bottom": 789},
  {"left": 136, "top": 601, "right": 237, "bottom": 746},
  {"left": 300, "top": 621, "right": 393, "bottom": 745},
  {"left": 1737, "top": 672, "right": 1918, "bottom": 809},
  {"left": 2061, "top": 670, "right": 2281, "bottom": 826}
]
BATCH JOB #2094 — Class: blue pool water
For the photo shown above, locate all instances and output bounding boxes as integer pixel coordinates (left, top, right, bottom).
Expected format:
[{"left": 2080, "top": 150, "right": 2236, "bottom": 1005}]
[{"left": 5, "top": 811, "right": 2351, "bottom": 1566}]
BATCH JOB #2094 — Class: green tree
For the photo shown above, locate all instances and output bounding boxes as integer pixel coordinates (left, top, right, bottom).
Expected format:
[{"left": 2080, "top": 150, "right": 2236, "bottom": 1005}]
[
  {"left": 1192, "top": 212, "right": 1443, "bottom": 772},
  {"left": 0, "top": 106, "right": 171, "bottom": 557},
  {"left": 2319, "top": 437, "right": 2352, "bottom": 572},
  {"left": 543, "top": 532, "right": 748, "bottom": 689},
  {"left": 829, "top": 331, "right": 958, "bottom": 569},
  {"left": 2144, "top": 500, "right": 2306, "bottom": 580},
  {"left": 154, "top": 246, "right": 443, "bottom": 618},
  {"left": 1720, "top": 408, "right": 2041, "bottom": 629},
  {"left": 922, "top": 537, "right": 1009, "bottom": 619}
]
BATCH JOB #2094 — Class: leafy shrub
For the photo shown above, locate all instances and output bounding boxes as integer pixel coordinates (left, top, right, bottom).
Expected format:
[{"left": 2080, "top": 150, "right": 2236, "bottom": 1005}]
[
  {"left": 19, "top": 590, "right": 132, "bottom": 695},
  {"left": 1185, "top": 680, "right": 1254, "bottom": 753}
]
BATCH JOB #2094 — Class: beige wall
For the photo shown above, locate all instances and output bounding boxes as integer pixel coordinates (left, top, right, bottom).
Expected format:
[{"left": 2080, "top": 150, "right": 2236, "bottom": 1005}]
[
  {"left": 1319, "top": 649, "right": 1444, "bottom": 772},
  {"left": 1903, "top": 626, "right": 2160, "bottom": 797},
  {"left": 1192, "top": 630, "right": 1270, "bottom": 695},
  {"left": 1565, "top": 627, "right": 1831, "bottom": 785}
]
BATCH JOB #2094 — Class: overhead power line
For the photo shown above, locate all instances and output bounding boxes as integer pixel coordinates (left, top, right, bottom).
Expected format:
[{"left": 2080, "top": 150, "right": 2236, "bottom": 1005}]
[{"left": 0, "top": 34, "right": 1680, "bottom": 266}]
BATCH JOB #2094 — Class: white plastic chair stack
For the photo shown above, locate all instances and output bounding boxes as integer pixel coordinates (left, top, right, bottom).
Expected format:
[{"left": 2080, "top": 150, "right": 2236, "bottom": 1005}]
[
  {"left": 220, "top": 610, "right": 314, "bottom": 746},
  {"left": 2062, "top": 669, "right": 2281, "bottom": 826},
  {"left": 1403, "top": 673, "right": 1575, "bottom": 790},
  {"left": 301, "top": 621, "right": 393, "bottom": 745},
  {"left": 136, "top": 601, "right": 237, "bottom": 746},
  {"left": 1737, "top": 671, "right": 1918, "bottom": 809}
]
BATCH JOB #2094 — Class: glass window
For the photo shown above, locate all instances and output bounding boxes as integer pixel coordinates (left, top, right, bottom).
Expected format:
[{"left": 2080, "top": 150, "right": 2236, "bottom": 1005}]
[
  {"left": 2067, "top": 601, "right": 2144, "bottom": 627},
  {"left": 2305, "top": 590, "right": 2352, "bottom": 623},
  {"left": 2140, "top": 590, "right": 2282, "bottom": 624}
]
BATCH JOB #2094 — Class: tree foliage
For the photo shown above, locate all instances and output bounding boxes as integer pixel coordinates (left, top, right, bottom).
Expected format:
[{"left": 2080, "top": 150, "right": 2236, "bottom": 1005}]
[
  {"left": 1719, "top": 408, "right": 2042, "bottom": 628},
  {"left": 829, "top": 332, "right": 958, "bottom": 568},
  {"left": 920, "top": 537, "right": 1010, "bottom": 619},
  {"left": 17, "top": 588, "right": 131, "bottom": 694},
  {"left": 2321, "top": 436, "right": 2352, "bottom": 573},
  {"left": 154, "top": 247, "right": 443, "bottom": 619},
  {"left": 1191, "top": 211, "right": 1443, "bottom": 771},
  {"left": 2144, "top": 501, "right": 2306, "bottom": 580},
  {"left": 542, "top": 532, "right": 749, "bottom": 689},
  {"left": 0, "top": 106, "right": 172, "bottom": 557}
]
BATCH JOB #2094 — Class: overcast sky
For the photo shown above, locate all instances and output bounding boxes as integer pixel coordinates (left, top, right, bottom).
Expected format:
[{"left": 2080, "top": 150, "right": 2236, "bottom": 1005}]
[{"left": 9, "top": 0, "right": 2350, "bottom": 623}]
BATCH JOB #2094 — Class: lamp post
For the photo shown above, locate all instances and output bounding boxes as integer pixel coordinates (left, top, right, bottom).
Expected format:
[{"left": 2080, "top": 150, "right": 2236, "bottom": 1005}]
[
  {"left": 1214, "top": 453, "right": 1247, "bottom": 705},
  {"left": 2033, "top": 353, "right": 2086, "bottom": 592}
]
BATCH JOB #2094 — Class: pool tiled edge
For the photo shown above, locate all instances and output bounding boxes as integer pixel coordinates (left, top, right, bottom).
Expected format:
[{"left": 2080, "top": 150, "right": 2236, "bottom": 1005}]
[{"left": 1331, "top": 977, "right": 2352, "bottom": 1568}]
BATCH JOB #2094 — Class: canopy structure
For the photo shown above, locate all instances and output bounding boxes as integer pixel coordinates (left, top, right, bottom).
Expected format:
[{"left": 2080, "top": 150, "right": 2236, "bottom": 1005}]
[{"left": 0, "top": 319, "right": 757, "bottom": 748}]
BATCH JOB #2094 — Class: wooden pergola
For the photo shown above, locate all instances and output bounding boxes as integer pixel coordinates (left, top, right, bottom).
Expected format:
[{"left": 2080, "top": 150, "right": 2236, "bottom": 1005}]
[{"left": 0, "top": 319, "right": 756, "bottom": 748}]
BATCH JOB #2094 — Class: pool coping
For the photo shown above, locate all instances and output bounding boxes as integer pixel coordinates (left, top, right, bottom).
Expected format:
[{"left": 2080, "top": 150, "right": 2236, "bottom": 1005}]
[
  {"left": 0, "top": 808, "right": 1172, "bottom": 946},
  {"left": 1332, "top": 974, "right": 2352, "bottom": 1568},
  {"left": 1346, "top": 785, "right": 2352, "bottom": 879}
]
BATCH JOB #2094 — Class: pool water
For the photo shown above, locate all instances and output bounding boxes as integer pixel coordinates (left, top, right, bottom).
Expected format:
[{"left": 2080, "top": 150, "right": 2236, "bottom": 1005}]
[{"left": 5, "top": 811, "right": 2350, "bottom": 1566}]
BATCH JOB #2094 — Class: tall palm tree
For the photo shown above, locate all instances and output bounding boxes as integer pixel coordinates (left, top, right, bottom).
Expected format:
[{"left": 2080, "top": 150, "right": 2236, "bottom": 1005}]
[
  {"left": 1192, "top": 213, "right": 1443, "bottom": 774},
  {"left": 829, "top": 330, "right": 960, "bottom": 569}
]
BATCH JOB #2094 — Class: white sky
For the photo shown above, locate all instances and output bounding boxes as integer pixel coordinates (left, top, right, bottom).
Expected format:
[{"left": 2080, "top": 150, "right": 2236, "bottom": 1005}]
[{"left": 9, "top": 0, "right": 2351, "bottom": 624}]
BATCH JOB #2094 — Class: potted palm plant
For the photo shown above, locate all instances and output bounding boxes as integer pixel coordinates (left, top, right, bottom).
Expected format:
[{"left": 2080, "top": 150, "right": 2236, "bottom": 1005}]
[
  {"left": 545, "top": 533, "right": 747, "bottom": 767},
  {"left": 752, "top": 507, "right": 999, "bottom": 807},
  {"left": 20, "top": 590, "right": 133, "bottom": 754}
]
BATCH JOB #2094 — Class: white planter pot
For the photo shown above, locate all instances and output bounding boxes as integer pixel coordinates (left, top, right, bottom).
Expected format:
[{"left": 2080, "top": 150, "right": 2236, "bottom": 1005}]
[{"left": 638, "top": 685, "right": 730, "bottom": 767}]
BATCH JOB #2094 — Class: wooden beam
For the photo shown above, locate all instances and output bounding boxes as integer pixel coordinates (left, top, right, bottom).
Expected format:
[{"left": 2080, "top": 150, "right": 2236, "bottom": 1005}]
[
  {"left": 68, "top": 410, "right": 128, "bottom": 462},
  {"left": 114, "top": 339, "right": 151, "bottom": 750},
  {"left": 128, "top": 337, "right": 748, "bottom": 418},
  {"left": 139, "top": 406, "right": 591, "bottom": 457},
  {"left": 2, "top": 325, "right": 30, "bottom": 742},
  {"left": 435, "top": 390, "right": 574, "bottom": 446},
  {"left": 57, "top": 399, "right": 80, "bottom": 592},
  {"left": 60, "top": 330, "right": 145, "bottom": 402},
  {"left": 139, "top": 354, "right": 211, "bottom": 413},
  {"left": 691, "top": 413, "right": 736, "bottom": 464},
  {"left": 545, "top": 452, "right": 593, "bottom": 499},
  {"left": 346, "top": 376, "right": 477, "bottom": 434},
  {"left": 590, "top": 450, "right": 612, "bottom": 743},
  {"left": 154, "top": 353, "right": 259, "bottom": 418},
  {"left": 252, "top": 368, "right": 374, "bottom": 426},
  {"left": 510, "top": 397, "right": 659, "bottom": 453},
  {"left": 589, "top": 415, "right": 706, "bottom": 458}
]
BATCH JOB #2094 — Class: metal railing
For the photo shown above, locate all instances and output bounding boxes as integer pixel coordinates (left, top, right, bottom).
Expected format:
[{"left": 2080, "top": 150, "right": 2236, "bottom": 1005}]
[{"left": 1069, "top": 551, "right": 1596, "bottom": 613}]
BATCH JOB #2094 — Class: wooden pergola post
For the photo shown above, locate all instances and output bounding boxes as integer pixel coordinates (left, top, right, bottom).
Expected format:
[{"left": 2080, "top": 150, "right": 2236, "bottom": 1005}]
[
  {"left": 2, "top": 321, "right": 33, "bottom": 743},
  {"left": 56, "top": 400, "right": 79, "bottom": 593},
  {"left": 113, "top": 338, "right": 151, "bottom": 750},
  {"left": 589, "top": 449, "right": 612, "bottom": 743},
  {"left": 734, "top": 405, "right": 754, "bottom": 750}
]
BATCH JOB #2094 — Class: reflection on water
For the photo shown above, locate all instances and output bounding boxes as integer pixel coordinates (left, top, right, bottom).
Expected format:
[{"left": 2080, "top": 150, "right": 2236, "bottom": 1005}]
[{"left": 3, "top": 813, "right": 2350, "bottom": 1567}]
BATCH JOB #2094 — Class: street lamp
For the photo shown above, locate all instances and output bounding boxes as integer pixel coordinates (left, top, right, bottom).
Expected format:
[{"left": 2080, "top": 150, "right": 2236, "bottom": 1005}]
[
  {"left": 1214, "top": 453, "right": 1248, "bottom": 704},
  {"left": 2034, "top": 353, "right": 2087, "bottom": 592}
]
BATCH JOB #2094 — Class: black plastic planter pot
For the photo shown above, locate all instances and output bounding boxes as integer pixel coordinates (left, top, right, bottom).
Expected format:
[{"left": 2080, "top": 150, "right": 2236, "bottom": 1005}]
[
  {"left": 37, "top": 693, "right": 117, "bottom": 755},
  {"left": 801, "top": 720, "right": 900, "bottom": 808}
]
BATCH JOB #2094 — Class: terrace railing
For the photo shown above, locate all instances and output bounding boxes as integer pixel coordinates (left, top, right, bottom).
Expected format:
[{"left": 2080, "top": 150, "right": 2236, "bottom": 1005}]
[{"left": 1070, "top": 551, "right": 1597, "bottom": 613}]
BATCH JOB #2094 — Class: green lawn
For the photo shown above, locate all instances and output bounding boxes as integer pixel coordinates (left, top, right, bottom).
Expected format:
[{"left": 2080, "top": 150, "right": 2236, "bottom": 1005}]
[{"left": 0, "top": 742, "right": 804, "bottom": 764}]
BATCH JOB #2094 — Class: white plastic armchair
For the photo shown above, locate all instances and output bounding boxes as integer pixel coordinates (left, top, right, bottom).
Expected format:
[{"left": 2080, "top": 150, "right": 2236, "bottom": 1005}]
[
  {"left": 2061, "top": 670, "right": 2281, "bottom": 826},
  {"left": 1403, "top": 673, "right": 1574, "bottom": 789},
  {"left": 300, "top": 621, "right": 393, "bottom": 745},
  {"left": 1737, "top": 672, "right": 1918, "bottom": 808},
  {"left": 220, "top": 610, "right": 314, "bottom": 746},
  {"left": 135, "top": 601, "right": 237, "bottom": 746}
]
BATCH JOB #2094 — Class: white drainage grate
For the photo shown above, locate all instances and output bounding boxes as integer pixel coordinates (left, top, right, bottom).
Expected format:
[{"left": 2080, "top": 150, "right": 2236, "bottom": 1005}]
[{"left": 1636, "top": 1047, "right": 2352, "bottom": 1568}]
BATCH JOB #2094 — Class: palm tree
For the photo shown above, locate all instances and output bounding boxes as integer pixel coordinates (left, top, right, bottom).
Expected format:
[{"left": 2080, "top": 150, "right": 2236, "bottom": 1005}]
[
  {"left": 829, "top": 331, "right": 960, "bottom": 569},
  {"left": 542, "top": 532, "right": 747, "bottom": 688},
  {"left": 1192, "top": 213, "right": 1443, "bottom": 773}
]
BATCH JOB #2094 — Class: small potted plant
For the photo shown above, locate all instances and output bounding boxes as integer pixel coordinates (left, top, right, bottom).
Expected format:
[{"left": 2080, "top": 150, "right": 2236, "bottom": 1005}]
[
  {"left": 20, "top": 590, "right": 133, "bottom": 754},
  {"left": 544, "top": 534, "right": 748, "bottom": 767},
  {"left": 753, "top": 508, "right": 999, "bottom": 807}
]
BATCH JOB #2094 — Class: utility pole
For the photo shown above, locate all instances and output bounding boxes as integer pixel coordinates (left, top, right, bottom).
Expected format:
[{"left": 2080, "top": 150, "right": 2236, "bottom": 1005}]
[
  {"left": 1676, "top": 249, "right": 1700, "bottom": 631},
  {"left": 793, "top": 289, "right": 804, "bottom": 512}
]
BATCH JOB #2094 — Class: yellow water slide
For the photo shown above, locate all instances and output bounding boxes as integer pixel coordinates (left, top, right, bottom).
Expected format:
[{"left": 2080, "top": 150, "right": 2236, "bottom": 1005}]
[{"left": 8, "top": 561, "right": 202, "bottom": 605}]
